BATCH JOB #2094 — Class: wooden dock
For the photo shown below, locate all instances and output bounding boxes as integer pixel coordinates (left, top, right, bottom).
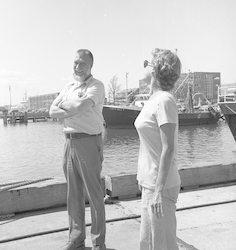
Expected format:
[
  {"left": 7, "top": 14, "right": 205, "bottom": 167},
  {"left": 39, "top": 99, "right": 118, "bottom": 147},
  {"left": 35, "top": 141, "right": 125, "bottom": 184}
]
[
  {"left": 1, "top": 162, "right": 236, "bottom": 215},
  {"left": 2, "top": 110, "right": 53, "bottom": 125}
]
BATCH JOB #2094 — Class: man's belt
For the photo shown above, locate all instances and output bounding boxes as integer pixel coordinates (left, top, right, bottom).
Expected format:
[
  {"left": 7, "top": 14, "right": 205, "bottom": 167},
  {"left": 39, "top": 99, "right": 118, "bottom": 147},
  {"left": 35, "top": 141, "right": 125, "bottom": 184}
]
[{"left": 65, "top": 132, "right": 102, "bottom": 140}]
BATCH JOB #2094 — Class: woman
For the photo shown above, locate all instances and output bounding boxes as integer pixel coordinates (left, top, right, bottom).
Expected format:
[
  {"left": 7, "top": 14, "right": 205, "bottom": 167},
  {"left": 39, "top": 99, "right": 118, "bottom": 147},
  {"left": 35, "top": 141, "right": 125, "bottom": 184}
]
[{"left": 134, "top": 48, "right": 182, "bottom": 250}]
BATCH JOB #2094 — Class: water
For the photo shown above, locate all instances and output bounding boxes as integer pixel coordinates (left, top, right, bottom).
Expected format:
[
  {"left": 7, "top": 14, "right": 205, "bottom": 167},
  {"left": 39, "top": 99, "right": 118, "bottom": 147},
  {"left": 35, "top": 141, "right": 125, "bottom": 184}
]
[{"left": 1, "top": 120, "right": 236, "bottom": 183}]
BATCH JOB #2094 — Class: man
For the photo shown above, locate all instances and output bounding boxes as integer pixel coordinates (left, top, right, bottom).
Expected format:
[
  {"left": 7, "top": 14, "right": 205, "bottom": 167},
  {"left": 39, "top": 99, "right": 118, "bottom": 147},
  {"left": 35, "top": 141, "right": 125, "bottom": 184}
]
[{"left": 50, "top": 49, "right": 106, "bottom": 250}]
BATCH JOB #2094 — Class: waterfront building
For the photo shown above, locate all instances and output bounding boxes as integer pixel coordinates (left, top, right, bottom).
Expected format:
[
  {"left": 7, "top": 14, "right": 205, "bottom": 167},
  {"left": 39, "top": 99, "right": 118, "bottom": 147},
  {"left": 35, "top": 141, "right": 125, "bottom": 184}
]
[
  {"left": 175, "top": 72, "right": 221, "bottom": 104},
  {"left": 221, "top": 82, "right": 236, "bottom": 88},
  {"left": 0, "top": 106, "right": 7, "bottom": 118},
  {"left": 27, "top": 72, "right": 222, "bottom": 110},
  {"left": 28, "top": 93, "right": 59, "bottom": 111},
  {"left": 139, "top": 72, "right": 221, "bottom": 105},
  {"left": 192, "top": 72, "right": 220, "bottom": 104}
]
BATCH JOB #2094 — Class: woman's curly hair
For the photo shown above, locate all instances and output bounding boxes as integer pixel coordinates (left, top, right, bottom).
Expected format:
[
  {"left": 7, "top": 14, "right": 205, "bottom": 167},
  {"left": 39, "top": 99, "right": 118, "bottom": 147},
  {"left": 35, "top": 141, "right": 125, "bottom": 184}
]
[{"left": 151, "top": 48, "right": 181, "bottom": 91}]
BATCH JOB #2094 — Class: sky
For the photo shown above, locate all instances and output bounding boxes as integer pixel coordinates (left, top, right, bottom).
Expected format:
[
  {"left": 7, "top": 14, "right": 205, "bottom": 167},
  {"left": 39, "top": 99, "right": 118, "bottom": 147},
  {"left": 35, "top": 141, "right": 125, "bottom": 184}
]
[{"left": 0, "top": 0, "right": 236, "bottom": 106}]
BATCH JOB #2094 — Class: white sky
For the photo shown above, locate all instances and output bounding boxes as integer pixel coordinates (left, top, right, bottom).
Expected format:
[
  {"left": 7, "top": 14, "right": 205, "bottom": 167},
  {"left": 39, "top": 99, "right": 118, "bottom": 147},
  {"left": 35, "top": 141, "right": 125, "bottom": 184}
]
[{"left": 0, "top": 0, "right": 236, "bottom": 106}]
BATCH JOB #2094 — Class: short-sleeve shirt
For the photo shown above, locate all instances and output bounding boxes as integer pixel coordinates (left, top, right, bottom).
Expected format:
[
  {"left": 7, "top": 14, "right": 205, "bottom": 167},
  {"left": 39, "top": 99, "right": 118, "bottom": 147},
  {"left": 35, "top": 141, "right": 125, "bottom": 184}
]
[
  {"left": 134, "top": 91, "right": 181, "bottom": 190},
  {"left": 60, "top": 76, "right": 105, "bottom": 135}
]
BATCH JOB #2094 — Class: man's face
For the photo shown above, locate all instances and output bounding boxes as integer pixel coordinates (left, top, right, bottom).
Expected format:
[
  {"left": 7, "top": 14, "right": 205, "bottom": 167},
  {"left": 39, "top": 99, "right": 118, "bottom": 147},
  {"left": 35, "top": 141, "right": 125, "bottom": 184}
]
[{"left": 73, "top": 51, "right": 92, "bottom": 82}]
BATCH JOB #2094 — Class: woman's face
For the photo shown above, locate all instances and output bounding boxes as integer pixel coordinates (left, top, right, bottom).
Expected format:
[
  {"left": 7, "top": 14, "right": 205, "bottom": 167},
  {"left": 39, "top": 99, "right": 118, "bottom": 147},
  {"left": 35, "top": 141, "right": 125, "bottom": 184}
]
[{"left": 141, "top": 64, "right": 153, "bottom": 85}]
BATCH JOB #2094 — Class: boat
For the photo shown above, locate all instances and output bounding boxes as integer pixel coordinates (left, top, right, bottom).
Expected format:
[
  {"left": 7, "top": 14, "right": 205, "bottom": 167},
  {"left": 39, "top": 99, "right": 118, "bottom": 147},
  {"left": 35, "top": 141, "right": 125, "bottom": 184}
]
[
  {"left": 103, "top": 73, "right": 221, "bottom": 128},
  {"left": 218, "top": 86, "right": 236, "bottom": 141},
  {"left": 103, "top": 105, "right": 221, "bottom": 128}
]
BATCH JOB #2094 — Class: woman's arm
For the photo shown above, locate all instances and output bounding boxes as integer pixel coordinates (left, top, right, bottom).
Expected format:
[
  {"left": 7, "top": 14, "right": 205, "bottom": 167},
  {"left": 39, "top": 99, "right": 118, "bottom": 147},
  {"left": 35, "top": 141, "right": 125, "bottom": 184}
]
[
  {"left": 156, "top": 123, "right": 176, "bottom": 191},
  {"left": 151, "top": 123, "right": 176, "bottom": 219}
]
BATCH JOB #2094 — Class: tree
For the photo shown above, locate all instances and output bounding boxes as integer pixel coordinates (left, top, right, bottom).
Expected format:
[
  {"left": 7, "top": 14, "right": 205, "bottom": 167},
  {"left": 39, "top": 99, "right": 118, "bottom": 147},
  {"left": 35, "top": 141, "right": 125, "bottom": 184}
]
[{"left": 108, "top": 75, "right": 121, "bottom": 104}]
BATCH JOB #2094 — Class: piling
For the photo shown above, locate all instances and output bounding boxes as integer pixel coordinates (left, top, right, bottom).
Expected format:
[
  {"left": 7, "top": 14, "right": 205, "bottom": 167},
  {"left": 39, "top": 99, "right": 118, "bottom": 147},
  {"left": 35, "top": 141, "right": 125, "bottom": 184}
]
[
  {"left": 3, "top": 111, "right": 7, "bottom": 125},
  {"left": 12, "top": 111, "right": 16, "bottom": 123},
  {"left": 23, "top": 111, "right": 28, "bottom": 123}
]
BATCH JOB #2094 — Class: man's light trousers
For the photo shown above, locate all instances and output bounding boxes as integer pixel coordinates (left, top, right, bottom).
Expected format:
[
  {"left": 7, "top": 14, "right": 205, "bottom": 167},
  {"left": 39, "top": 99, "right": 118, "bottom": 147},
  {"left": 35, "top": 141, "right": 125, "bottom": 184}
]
[{"left": 63, "top": 135, "right": 106, "bottom": 249}]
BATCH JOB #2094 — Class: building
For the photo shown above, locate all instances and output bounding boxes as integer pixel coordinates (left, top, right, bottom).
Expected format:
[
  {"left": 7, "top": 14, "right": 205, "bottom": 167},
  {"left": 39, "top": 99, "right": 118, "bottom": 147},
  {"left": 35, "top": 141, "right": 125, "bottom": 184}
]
[
  {"left": 191, "top": 72, "right": 220, "bottom": 104},
  {"left": 174, "top": 72, "right": 221, "bottom": 104},
  {"left": 139, "top": 72, "right": 221, "bottom": 104},
  {"left": 221, "top": 82, "right": 236, "bottom": 88},
  {"left": 28, "top": 93, "right": 59, "bottom": 111}
]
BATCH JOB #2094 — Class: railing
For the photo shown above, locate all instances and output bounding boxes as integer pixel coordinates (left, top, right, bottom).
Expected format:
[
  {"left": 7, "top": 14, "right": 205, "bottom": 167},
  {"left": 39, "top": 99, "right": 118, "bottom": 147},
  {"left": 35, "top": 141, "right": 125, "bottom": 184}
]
[{"left": 218, "top": 86, "right": 236, "bottom": 103}]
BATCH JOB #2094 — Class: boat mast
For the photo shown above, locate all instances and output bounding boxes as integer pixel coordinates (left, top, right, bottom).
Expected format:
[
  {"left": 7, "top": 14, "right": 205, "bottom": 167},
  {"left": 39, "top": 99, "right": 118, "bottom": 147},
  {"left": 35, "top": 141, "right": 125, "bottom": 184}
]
[
  {"left": 126, "top": 72, "right": 129, "bottom": 105},
  {"left": 186, "top": 73, "right": 194, "bottom": 113},
  {"left": 174, "top": 74, "right": 190, "bottom": 95}
]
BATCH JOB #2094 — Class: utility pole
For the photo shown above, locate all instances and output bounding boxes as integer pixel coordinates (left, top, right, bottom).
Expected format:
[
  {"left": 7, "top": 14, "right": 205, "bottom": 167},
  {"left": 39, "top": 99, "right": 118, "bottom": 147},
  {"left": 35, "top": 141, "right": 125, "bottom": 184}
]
[
  {"left": 126, "top": 72, "right": 129, "bottom": 105},
  {"left": 9, "top": 84, "right": 12, "bottom": 109}
]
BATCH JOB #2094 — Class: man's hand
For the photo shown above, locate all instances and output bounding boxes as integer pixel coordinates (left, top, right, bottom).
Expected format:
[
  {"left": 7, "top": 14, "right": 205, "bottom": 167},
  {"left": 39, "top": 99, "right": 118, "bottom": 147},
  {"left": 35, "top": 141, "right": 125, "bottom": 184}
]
[{"left": 151, "top": 190, "right": 164, "bottom": 219}]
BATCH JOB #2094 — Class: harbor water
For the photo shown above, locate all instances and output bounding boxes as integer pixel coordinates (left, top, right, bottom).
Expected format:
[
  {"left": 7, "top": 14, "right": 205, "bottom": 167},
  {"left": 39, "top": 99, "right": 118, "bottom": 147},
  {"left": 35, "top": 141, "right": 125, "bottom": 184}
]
[{"left": 1, "top": 120, "right": 236, "bottom": 183}]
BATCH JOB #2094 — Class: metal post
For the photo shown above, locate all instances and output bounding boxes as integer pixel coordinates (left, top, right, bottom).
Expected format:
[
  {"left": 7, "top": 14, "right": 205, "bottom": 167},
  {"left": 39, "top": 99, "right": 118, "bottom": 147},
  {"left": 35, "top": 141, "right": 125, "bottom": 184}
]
[
  {"left": 126, "top": 72, "right": 129, "bottom": 105},
  {"left": 12, "top": 111, "right": 16, "bottom": 124},
  {"left": 3, "top": 111, "right": 7, "bottom": 125},
  {"left": 24, "top": 111, "right": 28, "bottom": 123},
  {"left": 9, "top": 84, "right": 12, "bottom": 110}
]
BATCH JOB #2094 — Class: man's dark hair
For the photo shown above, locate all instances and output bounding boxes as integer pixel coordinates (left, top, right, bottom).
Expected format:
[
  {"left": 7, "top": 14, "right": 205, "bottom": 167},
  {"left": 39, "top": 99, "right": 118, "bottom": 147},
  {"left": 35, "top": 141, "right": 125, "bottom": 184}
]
[{"left": 77, "top": 49, "right": 94, "bottom": 68}]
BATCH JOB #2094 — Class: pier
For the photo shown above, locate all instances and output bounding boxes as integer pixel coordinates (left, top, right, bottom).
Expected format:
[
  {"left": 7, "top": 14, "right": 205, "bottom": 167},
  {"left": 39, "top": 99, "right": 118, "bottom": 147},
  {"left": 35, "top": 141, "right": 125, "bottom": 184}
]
[
  {"left": 1, "top": 110, "right": 53, "bottom": 125},
  {"left": 0, "top": 162, "right": 236, "bottom": 249}
]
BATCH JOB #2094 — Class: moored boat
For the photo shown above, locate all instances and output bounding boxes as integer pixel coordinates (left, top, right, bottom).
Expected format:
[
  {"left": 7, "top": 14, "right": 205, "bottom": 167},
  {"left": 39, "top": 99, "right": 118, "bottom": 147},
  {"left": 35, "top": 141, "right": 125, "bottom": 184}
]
[
  {"left": 218, "top": 86, "right": 236, "bottom": 141},
  {"left": 103, "top": 72, "right": 221, "bottom": 128},
  {"left": 103, "top": 105, "right": 221, "bottom": 128}
]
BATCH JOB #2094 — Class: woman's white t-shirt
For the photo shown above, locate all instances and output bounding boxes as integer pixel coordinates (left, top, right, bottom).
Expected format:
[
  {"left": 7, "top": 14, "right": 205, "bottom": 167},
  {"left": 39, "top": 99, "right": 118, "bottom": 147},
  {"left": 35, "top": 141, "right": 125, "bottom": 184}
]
[{"left": 134, "top": 91, "right": 181, "bottom": 190}]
